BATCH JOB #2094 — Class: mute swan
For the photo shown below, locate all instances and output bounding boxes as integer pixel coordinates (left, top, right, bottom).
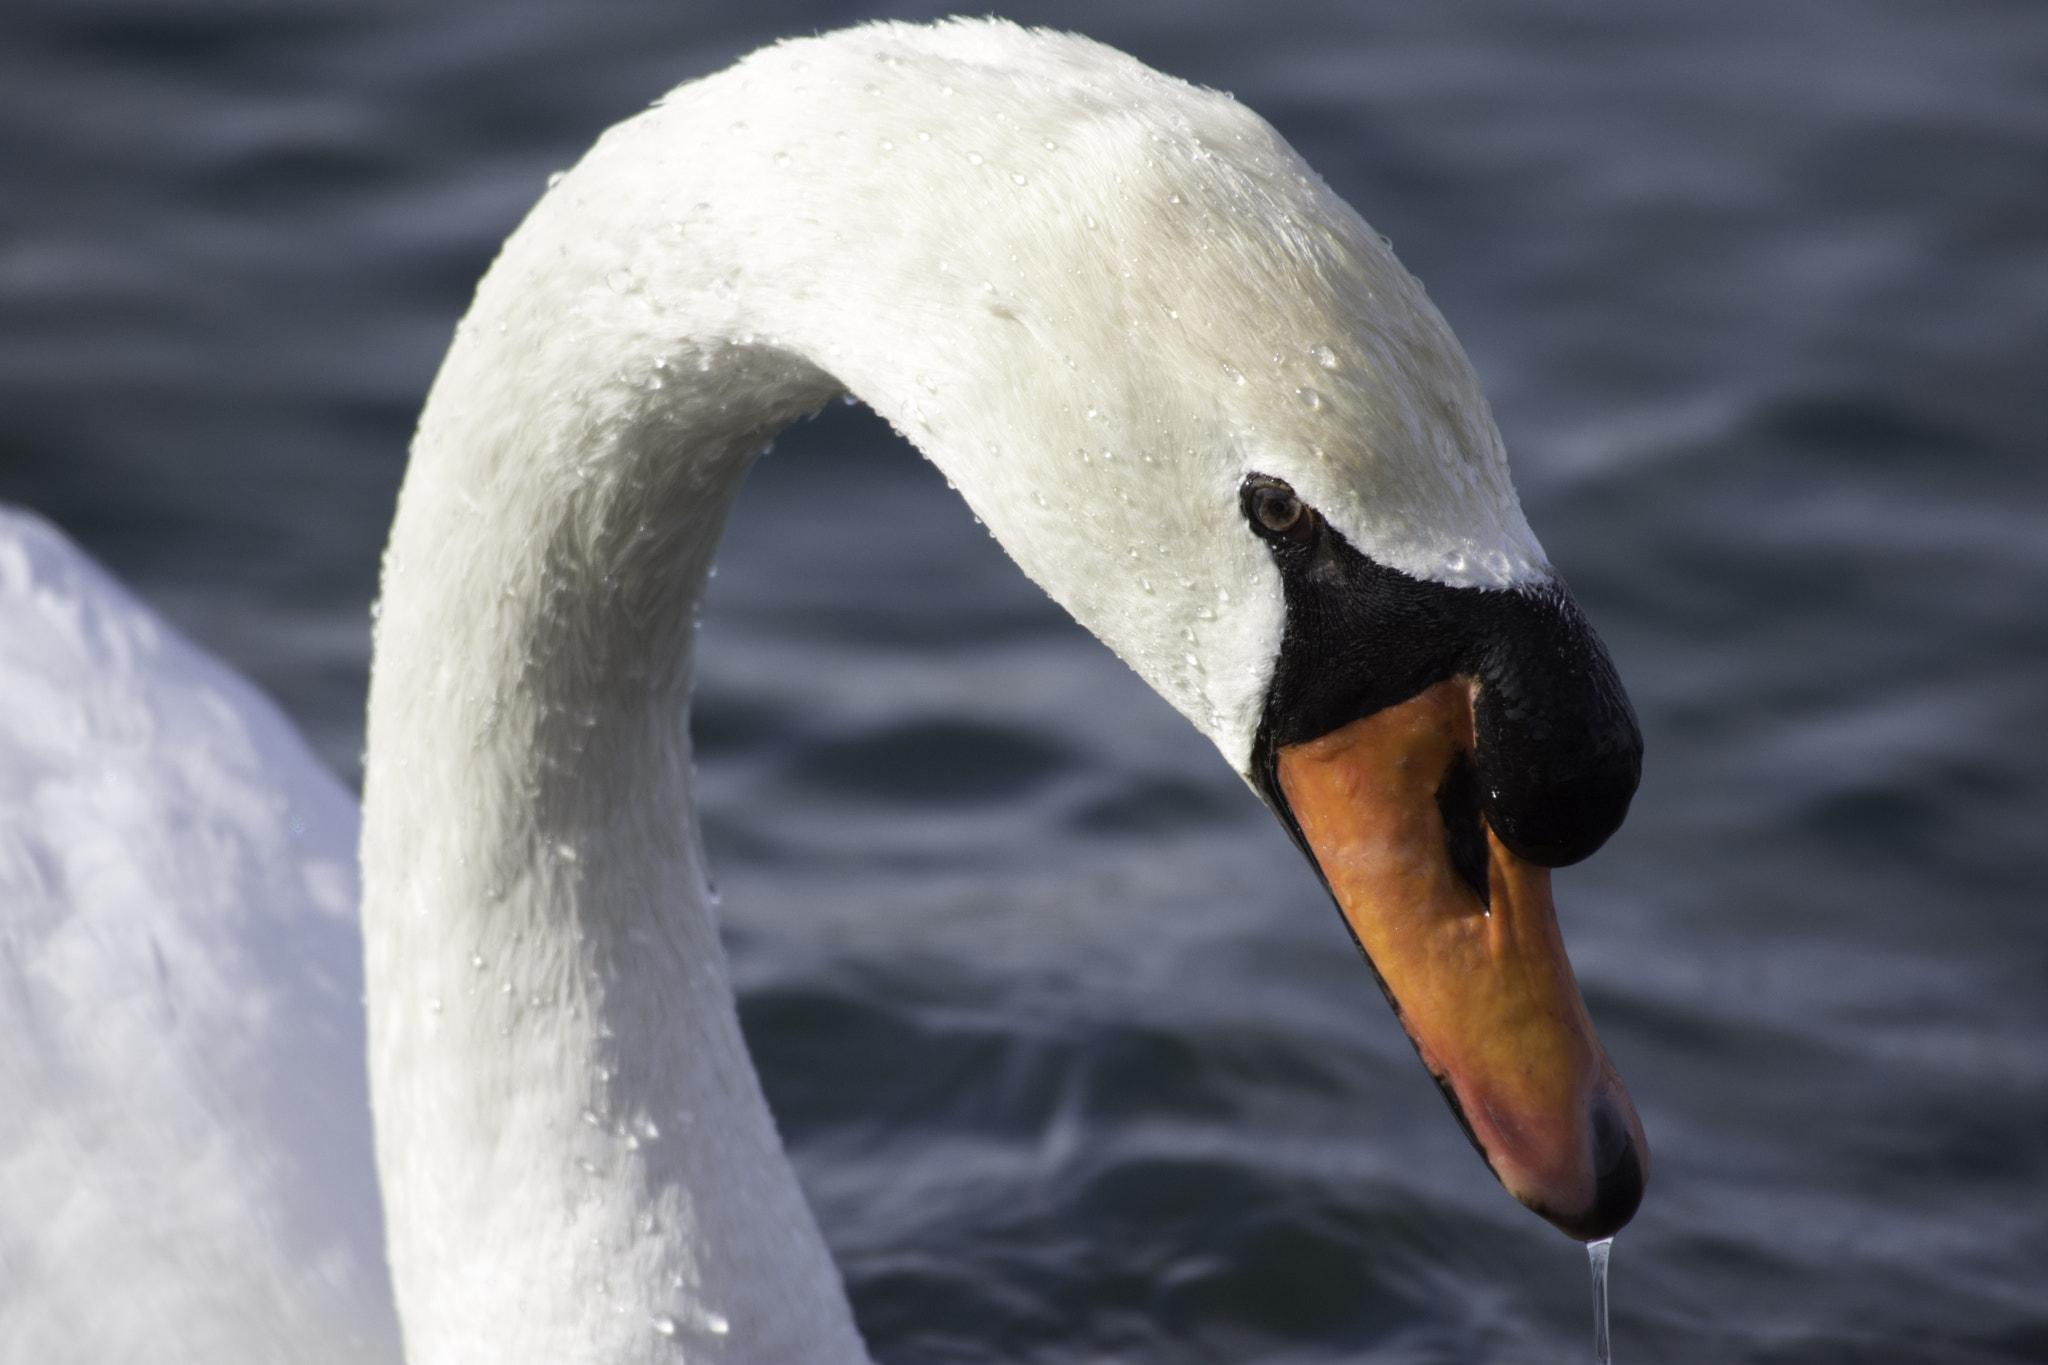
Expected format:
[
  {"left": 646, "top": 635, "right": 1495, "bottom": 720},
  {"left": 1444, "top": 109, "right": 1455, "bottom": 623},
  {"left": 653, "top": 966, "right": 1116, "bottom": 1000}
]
[{"left": 3, "top": 19, "right": 1647, "bottom": 1365}]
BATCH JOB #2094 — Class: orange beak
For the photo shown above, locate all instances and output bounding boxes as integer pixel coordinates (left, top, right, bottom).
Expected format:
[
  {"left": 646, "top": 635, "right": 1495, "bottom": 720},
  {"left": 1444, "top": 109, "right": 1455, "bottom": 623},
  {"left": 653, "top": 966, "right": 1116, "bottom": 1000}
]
[{"left": 1276, "top": 678, "right": 1648, "bottom": 1240}]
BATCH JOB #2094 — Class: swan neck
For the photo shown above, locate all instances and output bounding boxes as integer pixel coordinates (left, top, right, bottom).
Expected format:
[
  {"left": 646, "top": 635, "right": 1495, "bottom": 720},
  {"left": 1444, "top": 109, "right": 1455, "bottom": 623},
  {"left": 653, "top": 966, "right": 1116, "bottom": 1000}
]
[{"left": 362, "top": 246, "right": 858, "bottom": 1361}]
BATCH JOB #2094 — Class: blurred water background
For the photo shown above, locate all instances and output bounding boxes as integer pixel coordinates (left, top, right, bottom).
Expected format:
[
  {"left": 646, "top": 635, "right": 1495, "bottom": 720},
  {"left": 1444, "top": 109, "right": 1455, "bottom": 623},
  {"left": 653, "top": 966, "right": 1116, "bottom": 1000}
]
[{"left": 3, "top": 1, "right": 2045, "bottom": 1360}]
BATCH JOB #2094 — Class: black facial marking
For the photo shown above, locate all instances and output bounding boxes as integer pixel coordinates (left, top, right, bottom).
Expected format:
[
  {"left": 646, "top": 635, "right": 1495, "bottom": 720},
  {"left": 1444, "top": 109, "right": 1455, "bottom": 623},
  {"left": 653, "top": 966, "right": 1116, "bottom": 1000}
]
[
  {"left": 1241, "top": 473, "right": 1641, "bottom": 869},
  {"left": 1435, "top": 752, "right": 1491, "bottom": 907}
]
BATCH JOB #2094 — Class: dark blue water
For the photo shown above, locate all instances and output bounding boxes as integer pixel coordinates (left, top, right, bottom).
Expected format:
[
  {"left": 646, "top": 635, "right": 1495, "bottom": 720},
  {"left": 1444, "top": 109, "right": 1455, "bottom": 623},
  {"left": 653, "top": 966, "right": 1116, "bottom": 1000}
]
[{"left": 5, "top": 2, "right": 2046, "bottom": 1360}]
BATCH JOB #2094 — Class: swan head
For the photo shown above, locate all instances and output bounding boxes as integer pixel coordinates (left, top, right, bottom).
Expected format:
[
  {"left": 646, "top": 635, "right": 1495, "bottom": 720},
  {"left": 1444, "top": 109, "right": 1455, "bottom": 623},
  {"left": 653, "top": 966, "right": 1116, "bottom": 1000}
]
[
  {"left": 714, "top": 21, "right": 1651, "bottom": 1239},
  {"left": 513, "top": 18, "right": 1649, "bottom": 1240}
]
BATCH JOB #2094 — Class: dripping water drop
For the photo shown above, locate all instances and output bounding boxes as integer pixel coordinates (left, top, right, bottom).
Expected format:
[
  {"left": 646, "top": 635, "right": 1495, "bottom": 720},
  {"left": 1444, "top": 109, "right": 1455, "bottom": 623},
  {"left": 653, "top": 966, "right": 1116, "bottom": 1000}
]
[{"left": 1588, "top": 1237, "right": 1614, "bottom": 1365}]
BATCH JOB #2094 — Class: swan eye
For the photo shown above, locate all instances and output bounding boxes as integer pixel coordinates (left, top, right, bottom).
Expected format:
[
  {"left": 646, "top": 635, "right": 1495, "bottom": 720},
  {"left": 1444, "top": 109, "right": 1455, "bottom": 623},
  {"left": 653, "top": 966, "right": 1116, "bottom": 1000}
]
[{"left": 1242, "top": 478, "right": 1316, "bottom": 545}]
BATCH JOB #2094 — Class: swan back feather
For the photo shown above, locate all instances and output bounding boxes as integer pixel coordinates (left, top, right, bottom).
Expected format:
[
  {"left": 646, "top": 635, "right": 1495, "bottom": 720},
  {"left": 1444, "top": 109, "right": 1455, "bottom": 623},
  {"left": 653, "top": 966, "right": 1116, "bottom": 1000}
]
[{"left": 0, "top": 508, "right": 396, "bottom": 1363}]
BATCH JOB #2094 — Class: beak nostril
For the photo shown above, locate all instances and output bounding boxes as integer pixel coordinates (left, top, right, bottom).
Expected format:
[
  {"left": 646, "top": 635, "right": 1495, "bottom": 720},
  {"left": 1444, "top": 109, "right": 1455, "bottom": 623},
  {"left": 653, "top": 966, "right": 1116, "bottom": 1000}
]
[{"left": 1435, "top": 751, "right": 1490, "bottom": 906}]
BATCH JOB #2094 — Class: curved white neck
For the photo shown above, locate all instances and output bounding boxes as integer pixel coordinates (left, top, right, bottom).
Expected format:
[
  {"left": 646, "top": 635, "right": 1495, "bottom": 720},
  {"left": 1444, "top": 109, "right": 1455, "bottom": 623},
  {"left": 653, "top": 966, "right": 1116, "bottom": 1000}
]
[
  {"left": 364, "top": 322, "right": 853, "bottom": 1358},
  {"left": 361, "top": 21, "right": 1542, "bottom": 1364}
]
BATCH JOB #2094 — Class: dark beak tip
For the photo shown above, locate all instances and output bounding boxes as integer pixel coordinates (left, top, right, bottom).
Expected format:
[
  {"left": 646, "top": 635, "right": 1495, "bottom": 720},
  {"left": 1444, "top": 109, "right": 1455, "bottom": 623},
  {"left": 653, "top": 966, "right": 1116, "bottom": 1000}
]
[
  {"left": 1535, "top": 1094, "right": 1649, "bottom": 1242},
  {"left": 1559, "top": 1146, "right": 1647, "bottom": 1243}
]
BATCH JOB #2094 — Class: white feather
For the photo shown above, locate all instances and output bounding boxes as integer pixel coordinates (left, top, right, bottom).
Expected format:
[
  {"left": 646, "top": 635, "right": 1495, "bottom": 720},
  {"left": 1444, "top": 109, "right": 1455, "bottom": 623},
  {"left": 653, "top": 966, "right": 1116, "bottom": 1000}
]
[{"left": 0, "top": 506, "right": 398, "bottom": 1363}]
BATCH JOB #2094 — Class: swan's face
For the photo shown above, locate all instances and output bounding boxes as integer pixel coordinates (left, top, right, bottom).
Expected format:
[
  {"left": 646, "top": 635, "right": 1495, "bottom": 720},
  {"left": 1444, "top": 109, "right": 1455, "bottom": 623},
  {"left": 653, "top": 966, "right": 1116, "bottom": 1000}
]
[
  {"left": 945, "top": 421, "right": 1651, "bottom": 1240},
  {"left": 891, "top": 284, "right": 1650, "bottom": 1238},
  {"left": 999, "top": 449, "right": 1649, "bottom": 1241},
  {"left": 1236, "top": 474, "right": 1647, "bottom": 1241}
]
